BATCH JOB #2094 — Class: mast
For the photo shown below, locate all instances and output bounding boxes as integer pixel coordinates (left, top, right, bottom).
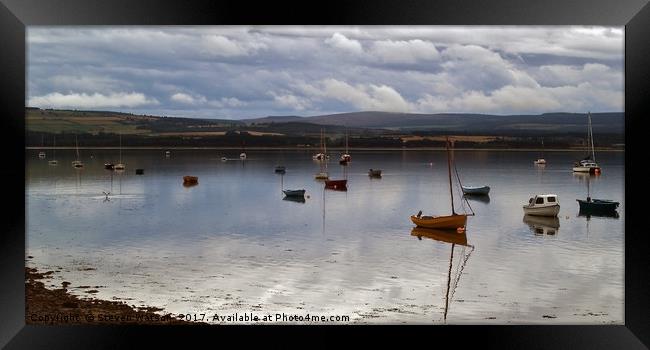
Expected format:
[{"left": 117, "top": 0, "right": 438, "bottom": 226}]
[
  {"left": 75, "top": 135, "right": 80, "bottom": 160},
  {"left": 119, "top": 134, "right": 122, "bottom": 163},
  {"left": 345, "top": 130, "right": 349, "bottom": 153},
  {"left": 53, "top": 136, "right": 56, "bottom": 158},
  {"left": 589, "top": 112, "right": 595, "bottom": 162},
  {"left": 446, "top": 137, "right": 456, "bottom": 215}
]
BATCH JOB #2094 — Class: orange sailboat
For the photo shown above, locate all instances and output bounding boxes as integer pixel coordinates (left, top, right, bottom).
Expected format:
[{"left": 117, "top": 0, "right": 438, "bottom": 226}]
[{"left": 411, "top": 137, "right": 473, "bottom": 230}]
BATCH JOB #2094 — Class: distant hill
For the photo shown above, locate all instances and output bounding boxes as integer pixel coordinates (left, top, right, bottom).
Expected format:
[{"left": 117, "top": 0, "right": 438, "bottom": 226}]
[
  {"left": 25, "top": 107, "right": 624, "bottom": 149},
  {"left": 245, "top": 111, "right": 624, "bottom": 135}
]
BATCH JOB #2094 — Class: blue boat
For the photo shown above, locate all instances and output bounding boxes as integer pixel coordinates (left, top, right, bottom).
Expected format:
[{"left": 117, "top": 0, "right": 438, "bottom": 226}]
[
  {"left": 283, "top": 189, "right": 305, "bottom": 197},
  {"left": 576, "top": 198, "right": 619, "bottom": 213},
  {"left": 576, "top": 175, "right": 619, "bottom": 214},
  {"left": 461, "top": 185, "right": 490, "bottom": 195}
]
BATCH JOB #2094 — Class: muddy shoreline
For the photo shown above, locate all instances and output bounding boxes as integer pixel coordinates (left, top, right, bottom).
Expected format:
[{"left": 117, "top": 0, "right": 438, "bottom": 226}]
[{"left": 25, "top": 267, "right": 201, "bottom": 325}]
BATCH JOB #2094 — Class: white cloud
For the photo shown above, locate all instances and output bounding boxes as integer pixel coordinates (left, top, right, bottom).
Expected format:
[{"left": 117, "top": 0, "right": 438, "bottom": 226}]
[
  {"left": 370, "top": 39, "right": 439, "bottom": 64},
  {"left": 208, "top": 97, "right": 246, "bottom": 108},
  {"left": 200, "top": 34, "right": 267, "bottom": 57},
  {"left": 324, "top": 33, "right": 363, "bottom": 55},
  {"left": 270, "top": 92, "right": 311, "bottom": 111},
  {"left": 29, "top": 92, "right": 159, "bottom": 109},
  {"left": 170, "top": 92, "right": 206, "bottom": 105},
  {"left": 301, "top": 79, "right": 410, "bottom": 112}
]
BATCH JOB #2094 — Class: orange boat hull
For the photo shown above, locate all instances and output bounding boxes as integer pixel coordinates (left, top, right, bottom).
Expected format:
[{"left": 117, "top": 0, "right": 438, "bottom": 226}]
[{"left": 410, "top": 214, "right": 467, "bottom": 230}]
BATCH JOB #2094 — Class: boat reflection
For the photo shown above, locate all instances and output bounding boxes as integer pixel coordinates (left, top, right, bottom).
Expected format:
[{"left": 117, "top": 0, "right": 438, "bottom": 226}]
[
  {"left": 282, "top": 196, "right": 306, "bottom": 204},
  {"left": 578, "top": 208, "right": 619, "bottom": 220},
  {"left": 523, "top": 214, "right": 560, "bottom": 235},
  {"left": 410, "top": 227, "right": 475, "bottom": 323},
  {"left": 463, "top": 194, "right": 490, "bottom": 204}
]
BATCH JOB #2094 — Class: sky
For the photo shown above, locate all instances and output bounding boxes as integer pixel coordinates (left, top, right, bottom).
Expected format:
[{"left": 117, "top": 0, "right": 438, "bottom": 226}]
[{"left": 27, "top": 26, "right": 624, "bottom": 120}]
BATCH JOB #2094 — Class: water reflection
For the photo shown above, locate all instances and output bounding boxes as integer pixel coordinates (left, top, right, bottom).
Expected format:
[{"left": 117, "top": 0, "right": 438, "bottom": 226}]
[
  {"left": 578, "top": 209, "right": 620, "bottom": 220},
  {"left": 463, "top": 194, "right": 490, "bottom": 204},
  {"left": 523, "top": 214, "right": 560, "bottom": 235},
  {"left": 282, "top": 196, "right": 306, "bottom": 204},
  {"left": 411, "top": 227, "right": 475, "bottom": 323}
]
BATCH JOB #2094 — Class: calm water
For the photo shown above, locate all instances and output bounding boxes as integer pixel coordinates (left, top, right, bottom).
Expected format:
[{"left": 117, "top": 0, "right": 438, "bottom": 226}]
[{"left": 26, "top": 149, "right": 624, "bottom": 324}]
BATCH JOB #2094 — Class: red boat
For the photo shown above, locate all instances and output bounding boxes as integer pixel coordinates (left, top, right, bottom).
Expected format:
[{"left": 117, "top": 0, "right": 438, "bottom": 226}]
[{"left": 325, "top": 179, "right": 347, "bottom": 190}]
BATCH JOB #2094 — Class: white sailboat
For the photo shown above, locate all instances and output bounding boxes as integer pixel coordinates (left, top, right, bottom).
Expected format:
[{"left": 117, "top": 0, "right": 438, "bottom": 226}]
[
  {"left": 38, "top": 135, "right": 46, "bottom": 158},
  {"left": 572, "top": 112, "right": 601, "bottom": 174},
  {"left": 312, "top": 129, "right": 329, "bottom": 161},
  {"left": 72, "top": 135, "right": 84, "bottom": 168},
  {"left": 534, "top": 138, "right": 546, "bottom": 165},
  {"left": 114, "top": 134, "right": 125, "bottom": 170},
  {"left": 314, "top": 129, "right": 329, "bottom": 179},
  {"left": 48, "top": 136, "right": 58, "bottom": 165},
  {"left": 339, "top": 130, "right": 351, "bottom": 164}
]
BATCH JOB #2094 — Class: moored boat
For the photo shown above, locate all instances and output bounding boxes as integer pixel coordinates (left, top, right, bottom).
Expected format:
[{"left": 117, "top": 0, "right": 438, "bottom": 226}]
[
  {"left": 523, "top": 194, "right": 560, "bottom": 217},
  {"left": 275, "top": 165, "right": 286, "bottom": 173},
  {"left": 411, "top": 137, "right": 473, "bottom": 230},
  {"left": 572, "top": 112, "right": 601, "bottom": 174},
  {"left": 104, "top": 163, "right": 115, "bottom": 170},
  {"left": 183, "top": 175, "right": 199, "bottom": 186},
  {"left": 325, "top": 179, "right": 347, "bottom": 190},
  {"left": 368, "top": 169, "right": 382, "bottom": 177},
  {"left": 461, "top": 185, "right": 490, "bottom": 195},
  {"left": 576, "top": 198, "right": 619, "bottom": 213},
  {"left": 576, "top": 172, "right": 618, "bottom": 214},
  {"left": 283, "top": 189, "right": 306, "bottom": 197}
]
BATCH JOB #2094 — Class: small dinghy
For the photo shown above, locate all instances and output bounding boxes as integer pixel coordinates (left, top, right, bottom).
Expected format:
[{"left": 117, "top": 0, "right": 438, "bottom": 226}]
[
  {"left": 283, "top": 189, "right": 305, "bottom": 197},
  {"left": 368, "top": 169, "right": 382, "bottom": 178},
  {"left": 183, "top": 176, "right": 199, "bottom": 186},
  {"left": 104, "top": 163, "right": 115, "bottom": 170},
  {"left": 461, "top": 185, "right": 490, "bottom": 195},
  {"left": 325, "top": 179, "right": 347, "bottom": 190},
  {"left": 576, "top": 198, "right": 619, "bottom": 213},
  {"left": 275, "top": 166, "right": 286, "bottom": 173}
]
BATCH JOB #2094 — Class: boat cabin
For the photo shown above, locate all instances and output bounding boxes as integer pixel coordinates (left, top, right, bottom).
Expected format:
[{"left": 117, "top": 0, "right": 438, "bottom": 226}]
[{"left": 528, "top": 194, "right": 558, "bottom": 206}]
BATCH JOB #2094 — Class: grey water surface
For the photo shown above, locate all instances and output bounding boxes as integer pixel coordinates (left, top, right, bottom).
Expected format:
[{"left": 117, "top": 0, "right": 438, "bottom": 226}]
[{"left": 26, "top": 149, "right": 624, "bottom": 324}]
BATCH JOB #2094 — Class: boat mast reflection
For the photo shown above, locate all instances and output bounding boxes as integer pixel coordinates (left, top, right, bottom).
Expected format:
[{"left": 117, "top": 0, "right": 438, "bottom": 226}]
[{"left": 411, "top": 227, "right": 475, "bottom": 323}]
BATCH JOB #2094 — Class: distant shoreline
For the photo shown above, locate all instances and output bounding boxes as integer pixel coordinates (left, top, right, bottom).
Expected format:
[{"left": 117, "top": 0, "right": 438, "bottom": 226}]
[{"left": 26, "top": 146, "right": 624, "bottom": 152}]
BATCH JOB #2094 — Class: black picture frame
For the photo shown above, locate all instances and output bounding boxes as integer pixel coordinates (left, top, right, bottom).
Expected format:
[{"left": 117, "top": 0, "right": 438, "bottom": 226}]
[{"left": 1, "top": 0, "right": 648, "bottom": 348}]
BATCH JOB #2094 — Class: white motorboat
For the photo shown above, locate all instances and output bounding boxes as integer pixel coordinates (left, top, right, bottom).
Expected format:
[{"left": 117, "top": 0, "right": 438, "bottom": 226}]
[{"left": 523, "top": 194, "right": 560, "bottom": 217}]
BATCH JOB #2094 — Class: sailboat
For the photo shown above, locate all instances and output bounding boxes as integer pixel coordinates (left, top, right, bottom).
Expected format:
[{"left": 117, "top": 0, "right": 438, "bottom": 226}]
[
  {"left": 38, "top": 135, "right": 46, "bottom": 158},
  {"left": 411, "top": 137, "right": 473, "bottom": 230},
  {"left": 411, "top": 227, "right": 474, "bottom": 323},
  {"left": 576, "top": 174, "right": 619, "bottom": 214},
  {"left": 48, "top": 136, "right": 58, "bottom": 165},
  {"left": 534, "top": 138, "right": 546, "bottom": 165},
  {"left": 312, "top": 129, "right": 329, "bottom": 161},
  {"left": 114, "top": 134, "right": 125, "bottom": 170},
  {"left": 72, "top": 135, "right": 84, "bottom": 168},
  {"left": 314, "top": 129, "right": 329, "bottom": 179},
  {"left": 240, "top": 137, "right": 247, "bottom": 160},
  {"left": 572, "top": 112, "right": 601, "bottom": 174},
  {"left": 339, "top": 130, "right": 351, "bottom": 164},
  {"left": 327, "top": 140, "right": 348, "bottom": 190}
]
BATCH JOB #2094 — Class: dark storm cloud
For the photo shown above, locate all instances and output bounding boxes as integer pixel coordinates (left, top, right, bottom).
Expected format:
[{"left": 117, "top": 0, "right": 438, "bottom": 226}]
[{"left": 27, "top": 26, "right": 623, "bottom": 119}]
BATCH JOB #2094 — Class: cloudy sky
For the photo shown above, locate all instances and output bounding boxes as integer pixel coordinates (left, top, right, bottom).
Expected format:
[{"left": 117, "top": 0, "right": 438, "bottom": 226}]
[{"left": 27, "top": 26, "right": 624, "bottom": 119}]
